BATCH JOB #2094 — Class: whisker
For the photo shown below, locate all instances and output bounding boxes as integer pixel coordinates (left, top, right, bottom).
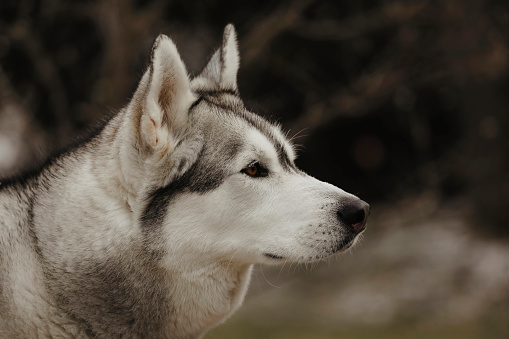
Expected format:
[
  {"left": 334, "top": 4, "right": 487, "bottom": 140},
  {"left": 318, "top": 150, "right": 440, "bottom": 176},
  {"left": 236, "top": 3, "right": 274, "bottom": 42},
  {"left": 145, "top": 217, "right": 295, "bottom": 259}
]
[
  {"left": 278, "top": 259, "right": 289, "bottom": 279},
  {"left": 260, "top": 266, "right": 280, "bottom": 288},
  {"left": 289, "top": 127, "right": 309, "bottom": 141}
]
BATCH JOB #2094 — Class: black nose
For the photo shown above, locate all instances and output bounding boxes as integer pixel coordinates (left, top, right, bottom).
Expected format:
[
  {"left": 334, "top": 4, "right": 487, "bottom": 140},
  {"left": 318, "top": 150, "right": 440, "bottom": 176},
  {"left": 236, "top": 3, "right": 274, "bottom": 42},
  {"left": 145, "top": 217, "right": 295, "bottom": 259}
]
[{"left": 337, "top": 199, "right": 370, "bottom": 233}]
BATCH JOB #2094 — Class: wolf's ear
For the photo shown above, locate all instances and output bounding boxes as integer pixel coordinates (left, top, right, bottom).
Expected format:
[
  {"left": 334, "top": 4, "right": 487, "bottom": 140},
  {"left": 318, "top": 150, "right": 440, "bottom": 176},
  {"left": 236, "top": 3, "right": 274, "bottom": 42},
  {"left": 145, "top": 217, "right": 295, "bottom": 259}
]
[
  {"left": 194, "top": 24, "right": 239, "bottom": 91},
  {"left": 132, "top": 34, "right": 194, "bottom": 152}
]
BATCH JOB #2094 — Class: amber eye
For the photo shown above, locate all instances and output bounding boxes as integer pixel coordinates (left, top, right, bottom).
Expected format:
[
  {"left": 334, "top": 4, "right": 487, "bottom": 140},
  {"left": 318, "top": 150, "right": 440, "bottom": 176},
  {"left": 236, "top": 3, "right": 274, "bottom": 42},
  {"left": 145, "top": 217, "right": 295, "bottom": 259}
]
[
  {"left": 245, "top": 163, "right": 258, "bottom": 176},
  {"left": 242, "top": 162, "right": 268, "bottom": 178}
]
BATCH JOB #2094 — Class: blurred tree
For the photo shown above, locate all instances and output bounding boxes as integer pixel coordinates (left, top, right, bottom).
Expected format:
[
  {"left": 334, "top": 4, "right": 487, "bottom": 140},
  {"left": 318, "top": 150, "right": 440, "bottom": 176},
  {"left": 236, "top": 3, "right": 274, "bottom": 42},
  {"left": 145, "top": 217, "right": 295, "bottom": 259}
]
[{"left": 0, "top": 0, "right": 508, "bottom": 236}]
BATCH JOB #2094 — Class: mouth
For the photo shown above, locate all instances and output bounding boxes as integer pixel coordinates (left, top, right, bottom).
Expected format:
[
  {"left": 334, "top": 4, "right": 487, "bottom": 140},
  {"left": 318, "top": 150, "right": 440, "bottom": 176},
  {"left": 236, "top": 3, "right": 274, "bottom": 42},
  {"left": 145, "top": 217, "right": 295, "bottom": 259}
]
[
  {"left": 306, "top": 237, "right": 357, "bottom": 262},
  {"left": 262, "top": 233, "right": 360, "bottom": 263},
  {"left": 331, "top": 234, "right": 357, "bottom": 254},
  {"left": 263, "top": 253, "right": 285, "bottom": 260}
]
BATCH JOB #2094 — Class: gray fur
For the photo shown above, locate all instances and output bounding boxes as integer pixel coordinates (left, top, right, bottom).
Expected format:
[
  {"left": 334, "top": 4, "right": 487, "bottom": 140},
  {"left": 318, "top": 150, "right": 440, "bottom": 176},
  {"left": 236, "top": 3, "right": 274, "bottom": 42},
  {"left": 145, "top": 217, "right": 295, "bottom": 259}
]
[{"left": 0, "top": 25, "right": 369, "bottom": 338}]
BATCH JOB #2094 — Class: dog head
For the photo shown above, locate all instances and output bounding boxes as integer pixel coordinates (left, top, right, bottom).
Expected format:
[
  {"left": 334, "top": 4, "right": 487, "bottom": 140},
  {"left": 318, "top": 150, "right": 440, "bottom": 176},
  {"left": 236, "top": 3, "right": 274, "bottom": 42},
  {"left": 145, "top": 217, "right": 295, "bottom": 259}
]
[{"left": 121, "top": 25, "right": 369, "bottom": 268}]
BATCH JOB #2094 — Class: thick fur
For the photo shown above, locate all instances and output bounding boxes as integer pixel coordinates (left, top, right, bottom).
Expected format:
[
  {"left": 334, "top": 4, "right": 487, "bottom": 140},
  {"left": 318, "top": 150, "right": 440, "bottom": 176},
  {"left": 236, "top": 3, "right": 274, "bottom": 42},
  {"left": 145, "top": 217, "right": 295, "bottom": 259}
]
[{"left": 0, "top": 25, "right": 368, "bottom": 338}]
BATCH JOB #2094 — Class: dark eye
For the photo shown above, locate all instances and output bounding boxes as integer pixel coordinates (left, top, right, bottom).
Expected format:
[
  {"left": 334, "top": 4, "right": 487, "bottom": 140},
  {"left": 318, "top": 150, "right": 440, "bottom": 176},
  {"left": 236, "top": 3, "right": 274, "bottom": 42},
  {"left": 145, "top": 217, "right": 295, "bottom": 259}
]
[{"left": 242, "top": 162, "right": 268, "bottom": 178}]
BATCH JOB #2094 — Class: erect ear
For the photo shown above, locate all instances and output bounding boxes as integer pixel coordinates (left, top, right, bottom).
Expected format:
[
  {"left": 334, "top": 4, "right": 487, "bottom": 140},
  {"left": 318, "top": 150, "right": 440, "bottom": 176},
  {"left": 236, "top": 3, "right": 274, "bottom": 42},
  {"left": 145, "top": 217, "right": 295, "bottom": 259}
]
[
  {"left": 193, "top": 24, "right": 239, "bottom": 91},
  {"left": 133, "top": 34, "right": 194, "bottom": 153}
]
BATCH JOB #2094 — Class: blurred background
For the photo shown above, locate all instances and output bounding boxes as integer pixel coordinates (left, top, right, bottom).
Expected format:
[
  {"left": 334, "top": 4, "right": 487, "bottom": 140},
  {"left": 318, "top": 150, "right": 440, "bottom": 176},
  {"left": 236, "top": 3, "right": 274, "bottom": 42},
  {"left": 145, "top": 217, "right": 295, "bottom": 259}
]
[{"left": 1, "top": 0, "right": 509, "bottom": 338}]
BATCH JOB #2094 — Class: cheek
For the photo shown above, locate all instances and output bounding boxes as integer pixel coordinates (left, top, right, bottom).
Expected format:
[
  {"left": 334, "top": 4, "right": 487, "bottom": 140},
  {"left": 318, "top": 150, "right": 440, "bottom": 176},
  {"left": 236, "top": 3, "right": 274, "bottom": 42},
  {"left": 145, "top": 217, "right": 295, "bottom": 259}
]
[
  {"left": 167, "top": 181, "right": 260, "bottom": 231},
  {"left": 203, "top": 178, "right": 279, "bottom": 233}
]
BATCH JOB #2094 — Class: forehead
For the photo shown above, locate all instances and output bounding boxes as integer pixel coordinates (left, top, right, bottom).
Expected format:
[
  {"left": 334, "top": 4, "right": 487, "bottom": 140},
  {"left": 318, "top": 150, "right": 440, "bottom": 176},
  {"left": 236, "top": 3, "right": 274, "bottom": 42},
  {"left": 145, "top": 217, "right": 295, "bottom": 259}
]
[{"left": 196, "top": 91, "right": 296, "bottom": 169}]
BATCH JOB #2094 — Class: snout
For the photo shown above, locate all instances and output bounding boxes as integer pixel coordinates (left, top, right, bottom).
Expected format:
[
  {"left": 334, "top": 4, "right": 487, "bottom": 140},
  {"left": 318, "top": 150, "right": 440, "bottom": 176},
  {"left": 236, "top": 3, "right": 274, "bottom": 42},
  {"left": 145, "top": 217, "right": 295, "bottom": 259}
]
[{"left": 337, "top": 198, "right": 370, "bottom": 233}]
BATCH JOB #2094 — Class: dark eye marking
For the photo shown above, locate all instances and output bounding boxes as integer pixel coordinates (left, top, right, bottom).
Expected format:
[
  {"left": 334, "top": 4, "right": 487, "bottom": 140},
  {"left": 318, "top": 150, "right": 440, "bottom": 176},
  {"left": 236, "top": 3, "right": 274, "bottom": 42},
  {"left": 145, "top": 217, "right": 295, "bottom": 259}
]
[
  {"left": 241, "top": 161, "right": 269, "bottom": 178},
  {"left": 189, "top": 95, "right": 204, "bottom": 110}
]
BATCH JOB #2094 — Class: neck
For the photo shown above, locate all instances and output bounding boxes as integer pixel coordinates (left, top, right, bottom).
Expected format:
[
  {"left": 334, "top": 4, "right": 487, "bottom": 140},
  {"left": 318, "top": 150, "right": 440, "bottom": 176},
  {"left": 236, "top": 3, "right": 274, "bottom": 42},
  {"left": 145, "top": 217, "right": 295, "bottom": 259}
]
[
  {"left": 167, "top": 262, "right": 253, "bottom": 338},
  {"left": 85, "top": 112, "right": 254, "bottom": 337},
  {"left": 90, "top": 110, "right": 144, "bottom": 212}
]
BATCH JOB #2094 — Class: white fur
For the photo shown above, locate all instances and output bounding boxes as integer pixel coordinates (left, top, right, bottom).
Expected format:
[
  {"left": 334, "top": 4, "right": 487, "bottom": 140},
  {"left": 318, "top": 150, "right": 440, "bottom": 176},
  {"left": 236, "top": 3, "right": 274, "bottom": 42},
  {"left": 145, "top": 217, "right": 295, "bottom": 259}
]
[
  {"left": 0, "top": 25, "right": 367, "bottom": 339},
  {"left": 192, "top": 24, "right": 240, "bottom": 91},
  {"left": 158, "top": 126, "right": 358, "bottom": 267},
  {"left": 219, "top": 24, "right": 240, "bottom": 89}
]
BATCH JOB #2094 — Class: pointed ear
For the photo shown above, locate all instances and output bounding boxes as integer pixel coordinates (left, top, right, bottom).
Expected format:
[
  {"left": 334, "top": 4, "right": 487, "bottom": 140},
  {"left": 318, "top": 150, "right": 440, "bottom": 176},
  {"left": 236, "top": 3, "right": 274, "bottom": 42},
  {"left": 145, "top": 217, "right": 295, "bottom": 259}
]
[
  {"left": 133, "top": 34, "right": 195, "bottom": 153},
  {"left": 194, "top": 24, "right": 239, "bottom": 91}
]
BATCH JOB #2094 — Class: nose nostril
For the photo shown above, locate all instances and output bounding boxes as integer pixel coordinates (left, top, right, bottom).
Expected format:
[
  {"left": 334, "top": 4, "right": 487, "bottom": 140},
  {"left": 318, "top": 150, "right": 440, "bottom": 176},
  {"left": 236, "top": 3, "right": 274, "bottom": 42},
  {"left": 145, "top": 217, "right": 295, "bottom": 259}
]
[
  {"left": 337, "top": 200, "right": 370, "bottom": 233},
  {"left": 339, "top": 209, "right": 365, "bottom": 226}
]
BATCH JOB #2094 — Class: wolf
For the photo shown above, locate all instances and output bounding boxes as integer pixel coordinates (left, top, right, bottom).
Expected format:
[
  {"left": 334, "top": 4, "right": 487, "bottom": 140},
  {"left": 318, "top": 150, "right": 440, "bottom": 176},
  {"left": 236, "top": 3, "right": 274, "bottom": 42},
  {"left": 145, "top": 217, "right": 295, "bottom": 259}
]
[{"left": 0, "top": 25, "right": 369, "bottom": 338}]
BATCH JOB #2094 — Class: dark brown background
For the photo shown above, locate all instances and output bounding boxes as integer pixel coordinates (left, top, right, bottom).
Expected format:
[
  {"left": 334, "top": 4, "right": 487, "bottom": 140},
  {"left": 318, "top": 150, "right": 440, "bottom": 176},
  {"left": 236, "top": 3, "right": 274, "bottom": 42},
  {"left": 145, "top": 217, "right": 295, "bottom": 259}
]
[{"left": 1, "top": 1, "right": 508, "bottom": 338}]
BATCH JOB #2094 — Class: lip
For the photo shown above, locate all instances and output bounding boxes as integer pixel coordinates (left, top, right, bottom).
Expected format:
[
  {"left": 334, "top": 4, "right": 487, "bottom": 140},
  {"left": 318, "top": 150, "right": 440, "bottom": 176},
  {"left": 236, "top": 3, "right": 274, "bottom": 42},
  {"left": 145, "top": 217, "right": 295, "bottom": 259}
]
[
  {"left": 264, "top": 253, "right": 285, "bottom": 260},
  {"left": 263, "top": 233, "right": 360, "bottom": 262},
  {"left": 331, "top": 234, "right": 357, "bottom": 254}
]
